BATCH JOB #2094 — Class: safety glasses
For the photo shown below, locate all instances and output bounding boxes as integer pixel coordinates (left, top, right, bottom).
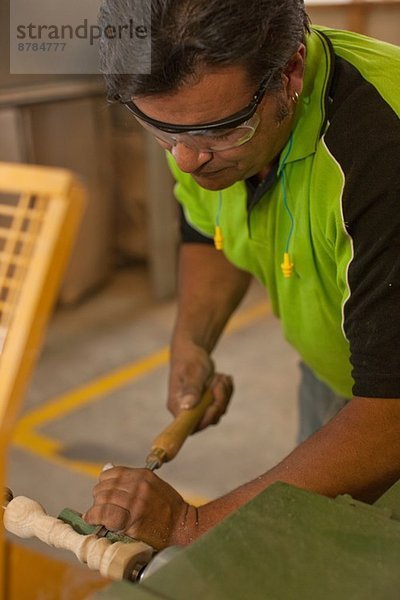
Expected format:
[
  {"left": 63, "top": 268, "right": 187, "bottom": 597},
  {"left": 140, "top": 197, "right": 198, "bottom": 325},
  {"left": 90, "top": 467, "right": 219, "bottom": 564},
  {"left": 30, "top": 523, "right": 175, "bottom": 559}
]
[{"left": 117, "top": 73, "right": 273, "bottom": 152}]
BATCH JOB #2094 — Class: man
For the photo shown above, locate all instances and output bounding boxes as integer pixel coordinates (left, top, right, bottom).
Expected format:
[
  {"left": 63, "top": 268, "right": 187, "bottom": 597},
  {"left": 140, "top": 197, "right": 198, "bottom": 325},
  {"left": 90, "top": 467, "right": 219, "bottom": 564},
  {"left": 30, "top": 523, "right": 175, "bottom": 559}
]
[{"left": 84, "top": 0, "right": 400, "bottom": 550}]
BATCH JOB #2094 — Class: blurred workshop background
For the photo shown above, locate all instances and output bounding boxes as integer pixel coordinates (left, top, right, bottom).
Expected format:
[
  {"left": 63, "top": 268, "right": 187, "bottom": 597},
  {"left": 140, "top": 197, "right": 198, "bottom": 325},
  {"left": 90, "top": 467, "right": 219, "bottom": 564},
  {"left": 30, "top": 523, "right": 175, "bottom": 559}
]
[{"left": 0, "top": 0, "right": 399, "bottom": 576}]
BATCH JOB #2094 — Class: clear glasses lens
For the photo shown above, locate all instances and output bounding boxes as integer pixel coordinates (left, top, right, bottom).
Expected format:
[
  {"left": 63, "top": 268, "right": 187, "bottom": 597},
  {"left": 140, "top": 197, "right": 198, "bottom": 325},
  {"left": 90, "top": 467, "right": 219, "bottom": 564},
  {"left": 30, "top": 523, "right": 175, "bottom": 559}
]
[{"left": 136, "top": 113, "right": 260, "bottom": 152}]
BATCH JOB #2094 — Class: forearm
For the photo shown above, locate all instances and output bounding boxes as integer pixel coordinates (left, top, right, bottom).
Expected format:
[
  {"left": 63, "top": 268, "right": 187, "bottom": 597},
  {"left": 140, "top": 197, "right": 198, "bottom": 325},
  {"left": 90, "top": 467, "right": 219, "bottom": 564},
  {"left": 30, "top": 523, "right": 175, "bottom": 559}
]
[
  {"left": 85, "top": 397, "right": 400, "bottom": 550},
  {"left": 172, "top": 243, "right": 251, "bottom": 353},
  {"left": 183, "top": 397, "right": 400, "bottom": 540}
]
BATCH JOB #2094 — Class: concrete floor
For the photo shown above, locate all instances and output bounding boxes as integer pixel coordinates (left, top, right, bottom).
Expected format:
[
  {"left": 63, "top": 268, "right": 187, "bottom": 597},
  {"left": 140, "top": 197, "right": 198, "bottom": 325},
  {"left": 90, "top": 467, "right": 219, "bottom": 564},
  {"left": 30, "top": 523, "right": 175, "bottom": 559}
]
[{"left": 6, "top": 265, "right": 300, "bottom": 560}]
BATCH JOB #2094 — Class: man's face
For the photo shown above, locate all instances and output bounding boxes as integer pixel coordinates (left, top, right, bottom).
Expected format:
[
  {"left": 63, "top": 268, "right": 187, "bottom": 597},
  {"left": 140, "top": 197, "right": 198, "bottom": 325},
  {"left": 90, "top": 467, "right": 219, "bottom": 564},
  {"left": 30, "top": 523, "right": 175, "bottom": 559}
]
[{"left": 133, "top": 62, "right": 302, "bottom": 190}]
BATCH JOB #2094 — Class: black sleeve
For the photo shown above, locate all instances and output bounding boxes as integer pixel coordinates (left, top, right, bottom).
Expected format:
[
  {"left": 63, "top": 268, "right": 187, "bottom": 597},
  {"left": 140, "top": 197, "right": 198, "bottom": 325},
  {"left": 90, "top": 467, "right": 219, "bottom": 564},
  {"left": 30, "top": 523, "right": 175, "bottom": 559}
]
[
  {"left": 325, "top": 57, "right": 400, "bottom": 398},
  {"left": 179, "top": 204, "right": 214, "bottom": 244}
]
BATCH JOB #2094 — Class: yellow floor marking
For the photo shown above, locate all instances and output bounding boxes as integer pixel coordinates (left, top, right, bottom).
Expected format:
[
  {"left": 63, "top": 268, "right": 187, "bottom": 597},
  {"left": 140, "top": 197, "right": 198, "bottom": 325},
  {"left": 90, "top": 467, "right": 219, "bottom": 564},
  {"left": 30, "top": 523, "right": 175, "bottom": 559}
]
[
  {"left": 13, "top": 299, "right": 272, "bottom": 479},
  {"left": 14, "top": 348, "right": 169, "bottom": 433}
]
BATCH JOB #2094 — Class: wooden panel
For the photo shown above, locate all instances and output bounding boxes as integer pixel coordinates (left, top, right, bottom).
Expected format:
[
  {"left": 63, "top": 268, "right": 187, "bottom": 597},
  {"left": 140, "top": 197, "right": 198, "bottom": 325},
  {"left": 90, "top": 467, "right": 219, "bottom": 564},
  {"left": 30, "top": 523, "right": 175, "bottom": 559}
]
[
  {"left": 27, "top": 98, "right": 115, "bottom": 304},
  {"left": 0, "top": 163, "right": 85, "bottom": 600},
  {"left": 145, "top": 134, "right": 178, "bottom": 300}
]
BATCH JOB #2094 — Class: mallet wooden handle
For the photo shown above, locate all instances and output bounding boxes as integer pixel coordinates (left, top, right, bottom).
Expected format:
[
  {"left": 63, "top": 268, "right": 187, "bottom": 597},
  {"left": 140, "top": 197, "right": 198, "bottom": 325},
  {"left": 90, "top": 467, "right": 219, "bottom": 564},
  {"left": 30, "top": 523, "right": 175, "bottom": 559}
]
[{"left": 145, "top": 388, "right": 214, "bottom": 470}]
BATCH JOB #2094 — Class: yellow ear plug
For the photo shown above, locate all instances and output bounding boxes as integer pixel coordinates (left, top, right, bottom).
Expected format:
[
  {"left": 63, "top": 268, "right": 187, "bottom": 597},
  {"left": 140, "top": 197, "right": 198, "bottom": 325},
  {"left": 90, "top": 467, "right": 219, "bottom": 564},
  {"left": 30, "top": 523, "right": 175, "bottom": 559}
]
[
  {"left": 281, "top": 252, "right": 294, "bottom": 278},
  {"left": 214, "top": 225, "right": 224, "bottom": 251}
]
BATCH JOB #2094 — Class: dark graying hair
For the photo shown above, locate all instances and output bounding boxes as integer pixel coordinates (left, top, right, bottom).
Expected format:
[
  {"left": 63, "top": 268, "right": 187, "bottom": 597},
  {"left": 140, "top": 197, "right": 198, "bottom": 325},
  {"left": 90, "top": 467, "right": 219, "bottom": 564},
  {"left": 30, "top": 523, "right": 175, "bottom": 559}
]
[{"left": 99, "top": 0, "right": 310, "bottom": 102}]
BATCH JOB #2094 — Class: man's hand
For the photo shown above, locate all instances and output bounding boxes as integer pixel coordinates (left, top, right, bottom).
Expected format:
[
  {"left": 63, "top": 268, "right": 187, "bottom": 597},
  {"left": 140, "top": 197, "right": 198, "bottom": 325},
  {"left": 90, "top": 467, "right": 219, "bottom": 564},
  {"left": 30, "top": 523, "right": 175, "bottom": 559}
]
[
  {"left": 84, "top": 466, "right": 197, "bottom": 550},
  {"left": 168, "top": 341, "right": 234, "bottom": 431},
  {"left": 166, "top": 244, "right": 250, "bottom": 432}
]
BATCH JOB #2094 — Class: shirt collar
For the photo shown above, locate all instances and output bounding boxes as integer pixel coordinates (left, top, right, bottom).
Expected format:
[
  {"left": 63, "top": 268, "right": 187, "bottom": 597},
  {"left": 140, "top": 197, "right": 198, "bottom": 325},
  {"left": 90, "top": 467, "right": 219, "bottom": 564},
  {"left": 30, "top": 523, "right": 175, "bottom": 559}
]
[{"left": 278, "top": 27, "right": 335, "bottom": 172}]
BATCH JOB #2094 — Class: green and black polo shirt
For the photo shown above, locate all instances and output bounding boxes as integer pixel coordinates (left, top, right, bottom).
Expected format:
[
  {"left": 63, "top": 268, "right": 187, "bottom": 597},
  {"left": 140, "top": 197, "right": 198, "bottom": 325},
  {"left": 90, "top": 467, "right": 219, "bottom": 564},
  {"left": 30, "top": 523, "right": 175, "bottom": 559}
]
[{"left": 167, "top": 26, "right": 400, "bottom": 400}]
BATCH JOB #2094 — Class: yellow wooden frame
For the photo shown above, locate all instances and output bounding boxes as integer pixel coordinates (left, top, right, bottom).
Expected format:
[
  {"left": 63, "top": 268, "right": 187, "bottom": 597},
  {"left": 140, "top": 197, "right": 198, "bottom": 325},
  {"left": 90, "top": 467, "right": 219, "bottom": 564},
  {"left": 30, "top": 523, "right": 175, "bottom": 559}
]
[{"left": 0, "top": 163, "right": 85, "bottom": 600}]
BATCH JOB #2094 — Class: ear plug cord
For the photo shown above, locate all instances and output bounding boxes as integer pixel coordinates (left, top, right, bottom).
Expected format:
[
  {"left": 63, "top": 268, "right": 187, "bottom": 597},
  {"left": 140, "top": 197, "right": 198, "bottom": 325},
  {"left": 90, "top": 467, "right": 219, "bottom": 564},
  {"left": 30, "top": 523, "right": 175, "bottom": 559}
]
[
  {"left": 280, "top": 134, "right": 295, "bottom": 278},
  {"left": 214, "top": 191, "right": 224, "bottom": 250},
  {"left": 213, "top": 131, "right": 295, "bottom": 276}
]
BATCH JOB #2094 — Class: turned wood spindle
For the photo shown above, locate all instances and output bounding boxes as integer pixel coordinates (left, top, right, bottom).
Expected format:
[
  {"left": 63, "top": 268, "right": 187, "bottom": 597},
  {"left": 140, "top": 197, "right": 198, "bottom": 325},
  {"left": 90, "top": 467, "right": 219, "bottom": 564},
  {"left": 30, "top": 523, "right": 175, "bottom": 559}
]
[{"left": 3, "top": 496, "right": 153, "bottom": 580}]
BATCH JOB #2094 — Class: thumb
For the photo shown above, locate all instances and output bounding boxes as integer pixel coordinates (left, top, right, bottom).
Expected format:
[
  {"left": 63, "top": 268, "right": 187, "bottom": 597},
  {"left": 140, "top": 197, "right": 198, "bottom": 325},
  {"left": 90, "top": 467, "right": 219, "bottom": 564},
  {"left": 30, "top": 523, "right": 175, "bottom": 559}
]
[
  {"left": 179, "top": 390, "right": 201, "bottom": 410},
  {"left": 102, "top": 462, "right": 114, "bottom": 472}
]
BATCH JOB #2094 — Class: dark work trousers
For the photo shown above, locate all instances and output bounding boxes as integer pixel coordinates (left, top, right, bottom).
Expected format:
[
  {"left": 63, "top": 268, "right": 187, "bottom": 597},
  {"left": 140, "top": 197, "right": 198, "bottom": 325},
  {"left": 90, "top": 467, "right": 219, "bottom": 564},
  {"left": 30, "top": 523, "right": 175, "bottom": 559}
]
[{"left": 297, "top": 362, "right": 350, "bottom": 444}]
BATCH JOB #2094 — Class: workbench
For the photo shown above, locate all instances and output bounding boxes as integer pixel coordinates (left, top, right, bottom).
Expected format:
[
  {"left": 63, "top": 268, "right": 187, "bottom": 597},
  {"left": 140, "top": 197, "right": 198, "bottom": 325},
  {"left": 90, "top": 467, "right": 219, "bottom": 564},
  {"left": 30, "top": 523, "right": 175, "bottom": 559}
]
[{"left": 95, "top": 480, "right": 400, "bottom": 600}]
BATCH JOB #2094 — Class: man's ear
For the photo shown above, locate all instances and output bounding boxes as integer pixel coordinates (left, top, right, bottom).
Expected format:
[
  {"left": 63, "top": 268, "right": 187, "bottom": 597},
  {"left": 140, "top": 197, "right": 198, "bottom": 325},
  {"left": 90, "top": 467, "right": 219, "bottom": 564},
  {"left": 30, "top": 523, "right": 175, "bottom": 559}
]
[{"left": 283, "top": 43, "right": 306, "bottom": 98}]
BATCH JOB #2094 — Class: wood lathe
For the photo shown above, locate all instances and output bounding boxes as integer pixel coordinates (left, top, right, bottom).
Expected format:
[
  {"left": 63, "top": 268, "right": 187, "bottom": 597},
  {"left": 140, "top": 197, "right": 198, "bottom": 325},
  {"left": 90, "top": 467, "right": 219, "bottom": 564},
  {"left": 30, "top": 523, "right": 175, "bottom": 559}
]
[{"left": 2, "top": 389, "right": 214, "bottom": 582}]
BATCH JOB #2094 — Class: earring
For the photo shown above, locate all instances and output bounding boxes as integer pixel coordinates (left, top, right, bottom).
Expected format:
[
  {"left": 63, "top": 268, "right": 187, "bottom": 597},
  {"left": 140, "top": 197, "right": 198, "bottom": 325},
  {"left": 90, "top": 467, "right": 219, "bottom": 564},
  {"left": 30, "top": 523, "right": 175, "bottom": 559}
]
[{"left": 291, "top": 91, "right": 299, "bottom": 103}]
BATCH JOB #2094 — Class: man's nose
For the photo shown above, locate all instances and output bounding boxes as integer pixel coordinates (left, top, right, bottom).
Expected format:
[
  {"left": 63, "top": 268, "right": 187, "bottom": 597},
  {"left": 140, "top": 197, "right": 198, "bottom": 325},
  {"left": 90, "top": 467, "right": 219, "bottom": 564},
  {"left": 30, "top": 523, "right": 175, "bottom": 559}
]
[{"left": 171, "top": 142, "right": 212, "bottom": 173}]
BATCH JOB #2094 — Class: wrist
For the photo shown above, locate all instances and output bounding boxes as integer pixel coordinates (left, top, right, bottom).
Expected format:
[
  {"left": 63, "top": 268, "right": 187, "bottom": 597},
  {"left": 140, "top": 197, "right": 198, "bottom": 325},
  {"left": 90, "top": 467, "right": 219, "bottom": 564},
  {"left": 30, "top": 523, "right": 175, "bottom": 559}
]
[
  {"left": 171, "top": 330, "right": 214, "bottom": 356},
  {"left": 171, "top": 504, "right": 202, "bottom": 546},
  {"left": 170, "top": 339, "right": 213, "bottom": 374}
]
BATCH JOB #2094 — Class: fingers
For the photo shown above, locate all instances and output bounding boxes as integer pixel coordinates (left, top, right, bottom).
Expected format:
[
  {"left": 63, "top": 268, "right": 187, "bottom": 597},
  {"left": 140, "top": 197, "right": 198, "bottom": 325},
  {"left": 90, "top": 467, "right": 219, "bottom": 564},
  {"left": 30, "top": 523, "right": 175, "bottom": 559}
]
[
  {"left": 83, "top": 466, "right": 190, "bottom": 549},
  {"left": 85, "top": 502, "right": 131, "bottom": 532},
  {"left": 84, "top": 467, "right": 143, "bottom": 531},
  {"left": 168, "top": 340, "right": 234, "bottom": 433},
  {"left": 97, "top": 465, "right": 141, "bottom": 484},
  {"left": 196, "top": 373, "right": 234, "bottom": 431},
  {"left": 168, "top": 344, "right": 215, "bottom": 415}
]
